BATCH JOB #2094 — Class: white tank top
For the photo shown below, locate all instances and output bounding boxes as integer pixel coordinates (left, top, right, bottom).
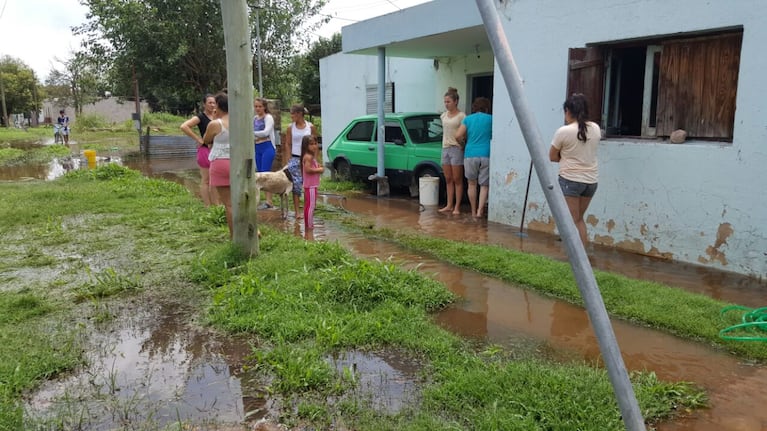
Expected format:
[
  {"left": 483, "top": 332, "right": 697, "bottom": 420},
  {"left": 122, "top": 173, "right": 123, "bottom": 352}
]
[
  {"left": 290, "top": 121, "right": 313, "bottom": 157},
  {"left": 208, "top": 119, "right": 230, "bottom": 161}
]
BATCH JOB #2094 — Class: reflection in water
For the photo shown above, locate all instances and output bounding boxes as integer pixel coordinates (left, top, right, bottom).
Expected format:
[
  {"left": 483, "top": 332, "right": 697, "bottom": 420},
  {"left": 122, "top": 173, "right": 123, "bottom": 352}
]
[
  {"left": 26, "top": 303, "right": 259, "bottom": 429},
  {"left": 329, "top": 350, "right": 420, "bottom": 413},
  {"left": 323, "top": 228, "right": 767, "bottom": 431}
]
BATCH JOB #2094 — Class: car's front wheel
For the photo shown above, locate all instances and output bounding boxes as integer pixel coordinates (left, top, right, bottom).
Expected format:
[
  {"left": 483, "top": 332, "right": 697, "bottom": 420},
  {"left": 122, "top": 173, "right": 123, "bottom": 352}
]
[{"left": 334, "top": 159, "right": 352, "bottom": 182}]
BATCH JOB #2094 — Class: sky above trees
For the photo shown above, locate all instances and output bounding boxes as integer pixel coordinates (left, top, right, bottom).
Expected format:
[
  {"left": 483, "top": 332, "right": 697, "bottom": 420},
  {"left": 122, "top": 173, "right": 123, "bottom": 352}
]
[{"left": 0, "top": 0, "right": 430, "bottom": 81}]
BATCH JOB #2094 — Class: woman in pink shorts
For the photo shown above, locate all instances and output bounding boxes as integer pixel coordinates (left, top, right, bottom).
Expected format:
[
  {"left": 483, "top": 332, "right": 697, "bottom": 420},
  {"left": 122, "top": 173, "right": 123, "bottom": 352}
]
[
  {"left": 202, "top": 92, "right": 233, "bottom": 237},
  {"left": 181, "top": 94, "right": 218, "bottom": 206}
]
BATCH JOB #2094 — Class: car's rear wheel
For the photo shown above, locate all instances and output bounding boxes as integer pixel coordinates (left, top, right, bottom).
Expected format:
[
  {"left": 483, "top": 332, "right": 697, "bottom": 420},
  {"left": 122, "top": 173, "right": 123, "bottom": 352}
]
[{"left": 334, "top": 159, "right": 351, "bottom": 181}]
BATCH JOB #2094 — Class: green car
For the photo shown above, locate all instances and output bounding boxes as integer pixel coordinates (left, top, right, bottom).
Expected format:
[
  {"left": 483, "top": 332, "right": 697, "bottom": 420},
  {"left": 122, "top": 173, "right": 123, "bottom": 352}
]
[{"left": 326, "top": 112, "right": 444, "bottom": 195}]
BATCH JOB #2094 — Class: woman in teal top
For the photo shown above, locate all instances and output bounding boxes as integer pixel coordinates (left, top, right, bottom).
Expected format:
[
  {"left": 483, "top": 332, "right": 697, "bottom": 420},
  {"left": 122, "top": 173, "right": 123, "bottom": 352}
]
[{"left": 456, "top": 97, "right": 492, "bottom": 218}]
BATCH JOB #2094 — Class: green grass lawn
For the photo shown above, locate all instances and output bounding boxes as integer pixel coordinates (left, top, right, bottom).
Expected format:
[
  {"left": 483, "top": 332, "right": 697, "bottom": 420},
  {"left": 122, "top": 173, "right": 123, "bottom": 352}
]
[{"left": 0, "top": 165, "right": 704, "bottom": 430}]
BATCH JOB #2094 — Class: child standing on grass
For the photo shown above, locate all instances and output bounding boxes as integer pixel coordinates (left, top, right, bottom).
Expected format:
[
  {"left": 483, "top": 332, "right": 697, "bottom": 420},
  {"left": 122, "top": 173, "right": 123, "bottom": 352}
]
[{"left": 301, "top": 135, "right": 324, "bottom": 230}]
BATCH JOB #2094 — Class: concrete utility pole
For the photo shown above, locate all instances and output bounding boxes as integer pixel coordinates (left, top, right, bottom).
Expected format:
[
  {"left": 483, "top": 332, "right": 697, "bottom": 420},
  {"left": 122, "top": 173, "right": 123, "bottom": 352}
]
[
  {"left": 473, "top": 1, "right": 646, "bottom": 430},
  {"left": 374, "top": 47, "right": 389, "bottom": 196},
  {"left": 221, "top": 0, "right": 259, "bottom": 256}
]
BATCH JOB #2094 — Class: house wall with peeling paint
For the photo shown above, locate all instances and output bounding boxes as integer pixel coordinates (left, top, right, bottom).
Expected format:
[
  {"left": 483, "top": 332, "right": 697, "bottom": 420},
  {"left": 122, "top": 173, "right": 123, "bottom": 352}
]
[
  {"left": 488, "top": 0, "right": 767, "bottom": 278},
  {"left": 324, "top": 0, "right": 765, "bottom": 278}
]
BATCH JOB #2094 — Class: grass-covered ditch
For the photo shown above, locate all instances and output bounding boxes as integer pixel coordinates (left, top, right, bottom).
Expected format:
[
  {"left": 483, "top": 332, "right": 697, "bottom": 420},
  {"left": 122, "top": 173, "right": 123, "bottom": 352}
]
[
  {"left": 322, "top": 214, "right": 767, "bottom": 363},
  {"left": 0, "top": 165, "right": 706, "bottom": 430}
]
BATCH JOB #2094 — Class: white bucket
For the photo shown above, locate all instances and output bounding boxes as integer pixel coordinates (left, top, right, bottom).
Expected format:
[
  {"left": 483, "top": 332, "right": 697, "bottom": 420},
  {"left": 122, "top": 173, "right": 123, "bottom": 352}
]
[{"left": 419, "top": 176, "right": 439, "bottom": 206}]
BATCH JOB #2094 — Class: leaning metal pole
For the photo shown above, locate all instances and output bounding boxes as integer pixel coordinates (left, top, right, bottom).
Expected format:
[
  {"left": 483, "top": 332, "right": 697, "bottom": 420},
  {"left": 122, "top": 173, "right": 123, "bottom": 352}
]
[{"left": 474, "top": 1, "right": 646, "bottom": 430}]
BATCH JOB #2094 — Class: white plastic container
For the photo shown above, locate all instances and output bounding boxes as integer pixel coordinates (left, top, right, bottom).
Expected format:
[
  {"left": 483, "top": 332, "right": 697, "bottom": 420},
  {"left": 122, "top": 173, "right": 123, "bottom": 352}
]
[{"left": 418, "top": 176, "right": 439, "bottom": 206}]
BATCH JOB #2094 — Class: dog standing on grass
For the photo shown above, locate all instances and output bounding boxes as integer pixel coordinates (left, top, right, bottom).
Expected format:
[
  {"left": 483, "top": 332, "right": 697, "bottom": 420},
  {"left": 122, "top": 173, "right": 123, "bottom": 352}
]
[{"left": 254, "top": 167, "right": 293, "bottom": 219}]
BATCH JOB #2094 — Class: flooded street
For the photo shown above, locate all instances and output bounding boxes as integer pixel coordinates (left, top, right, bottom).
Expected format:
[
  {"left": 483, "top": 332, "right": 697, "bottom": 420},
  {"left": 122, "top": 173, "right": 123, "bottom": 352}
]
[{"left": 9, "top": 152, "right": 767, "bottom": 430}]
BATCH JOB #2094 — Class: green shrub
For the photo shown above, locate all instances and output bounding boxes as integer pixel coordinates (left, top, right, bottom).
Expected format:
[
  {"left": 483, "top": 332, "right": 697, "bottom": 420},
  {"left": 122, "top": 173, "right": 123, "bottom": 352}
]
[
  {"left": 73, "top": 114, "right": 110, "bottom": 131},
  {"left": 142, "top": 112, "right": 186, "bottom": 127}
]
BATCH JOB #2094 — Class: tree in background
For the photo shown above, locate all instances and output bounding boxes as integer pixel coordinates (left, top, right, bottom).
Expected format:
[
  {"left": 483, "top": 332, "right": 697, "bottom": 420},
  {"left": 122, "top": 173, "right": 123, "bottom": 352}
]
[
  {"left": 75, "top": 0, "right": 328, "bottom": 114},
  {"left": 296, "top": 32, "right": 342, "bottom": 107},
  {"left": 46, "top": 52, "right": 107, "bottom": 114},
  {"left": 251, "top": 1, "right": 329, "bottom": 104},
  {"left": 0, "top": 56, "right": 42, "bottom": 127}
]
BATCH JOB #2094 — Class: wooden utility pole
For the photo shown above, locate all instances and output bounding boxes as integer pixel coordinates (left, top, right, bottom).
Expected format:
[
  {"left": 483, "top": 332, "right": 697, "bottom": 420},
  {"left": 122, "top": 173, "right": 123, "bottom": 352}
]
[
  {"left": 0, "top": 73, "right": 8, "bottom": 128},
  {"left": 220, "top": 0, "right": 259, "bottom": 256}
]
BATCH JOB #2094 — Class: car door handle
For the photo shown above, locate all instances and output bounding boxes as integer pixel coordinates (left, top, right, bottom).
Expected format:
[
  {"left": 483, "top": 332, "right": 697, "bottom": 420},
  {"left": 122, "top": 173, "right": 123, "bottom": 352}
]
[{"left": 367, "top": 146, "right": 375, "bottom": 151}]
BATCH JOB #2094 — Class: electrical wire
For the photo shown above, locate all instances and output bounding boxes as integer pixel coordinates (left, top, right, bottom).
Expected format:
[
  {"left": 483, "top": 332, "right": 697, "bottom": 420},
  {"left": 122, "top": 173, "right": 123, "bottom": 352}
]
[{"left": 719, "top": 305, "right": 767, "bottom": 341}]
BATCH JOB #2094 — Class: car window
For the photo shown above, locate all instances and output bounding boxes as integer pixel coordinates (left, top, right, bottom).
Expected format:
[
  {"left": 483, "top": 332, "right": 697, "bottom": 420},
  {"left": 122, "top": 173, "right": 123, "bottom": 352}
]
[
  {"left": 373, "top": 122, "right": 406, "bottom": 144},
  {"left": 404, "top": 115, "right": 442, "bottom": 143},
  {"left": 385, "top": 125, "right": 405, "bottom": 143},
  {"left": 346, "top": 121, "right": 375, "bottom": 141}
]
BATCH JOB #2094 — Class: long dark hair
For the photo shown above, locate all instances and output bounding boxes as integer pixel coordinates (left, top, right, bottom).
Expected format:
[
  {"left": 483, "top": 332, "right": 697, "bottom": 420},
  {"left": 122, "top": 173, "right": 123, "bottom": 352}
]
[
  {"left": 300, "top": 134, "right": 316, "bottom": 161},
  {"left": 564, "top": 93, "right": 589, "bottom": 142},
  {"left": 214, "top": 92, "right": 228, "bottom": 114},
  {"left": 255, "top": 97, "right": 270, "bottom": 114}
]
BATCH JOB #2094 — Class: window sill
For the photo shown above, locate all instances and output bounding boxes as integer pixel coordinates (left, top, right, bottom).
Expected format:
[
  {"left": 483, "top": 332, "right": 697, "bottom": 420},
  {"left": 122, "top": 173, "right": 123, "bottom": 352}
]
[{"left": 602, "top": 136, "right": 733, "bottom": 148}]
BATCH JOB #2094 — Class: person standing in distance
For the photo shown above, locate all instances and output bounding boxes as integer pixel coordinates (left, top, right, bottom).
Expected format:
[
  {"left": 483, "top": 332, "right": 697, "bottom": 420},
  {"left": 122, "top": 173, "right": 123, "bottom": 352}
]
[
  {"left": 57, "top": 110, "right": 70, "bottom": 145},
  {"left": 438, "top": 87, "right": 466, "bottom": 215},
  {"left": 181, "top": 94, "right": 218, "bottom": 206},
  {"left": 549, "top": 93, "right": 600, "bottom": 246},
  {"left": 284, "top": 104, "right": 317, "bottom": 219},
  {"left": 253, "top": 98, "right": 277, "bottom": 209}
]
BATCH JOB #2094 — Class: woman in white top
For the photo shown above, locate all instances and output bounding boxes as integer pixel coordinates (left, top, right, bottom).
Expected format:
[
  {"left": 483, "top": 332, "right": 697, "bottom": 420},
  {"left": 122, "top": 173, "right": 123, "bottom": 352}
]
[
  {"left": 549, "top": 93, "right": 600, "bottom": 245},
  {"left": 284, "top": 104, "right": 317, "bottom": 218},
  {"left": 439, "top": 87, "right": 466, "bottom": 215},
  {"left": 253, "top": 98, "right": 277, "bottom": 209},
  {"left": 203, "top": 92, "right": 234, "bottom": 238}
]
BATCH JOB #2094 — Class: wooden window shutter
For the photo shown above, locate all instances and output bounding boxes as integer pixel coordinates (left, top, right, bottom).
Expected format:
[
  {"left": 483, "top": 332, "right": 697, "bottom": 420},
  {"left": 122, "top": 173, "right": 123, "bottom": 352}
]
[
  {"left": 567, "top": 47, "right": 604, "bottom": 126},
  {"left": 656, "top": 32, "right": 742, "bottom": 139},
  {"left": 366, "top": 82, "right": 395, "bottom": 114}
]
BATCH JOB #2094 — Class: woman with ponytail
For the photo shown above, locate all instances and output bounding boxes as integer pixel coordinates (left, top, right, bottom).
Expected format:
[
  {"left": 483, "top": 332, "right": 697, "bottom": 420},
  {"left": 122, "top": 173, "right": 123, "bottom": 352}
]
[{"left": 549, "top": 93, "right": 601, "bottom": 245}]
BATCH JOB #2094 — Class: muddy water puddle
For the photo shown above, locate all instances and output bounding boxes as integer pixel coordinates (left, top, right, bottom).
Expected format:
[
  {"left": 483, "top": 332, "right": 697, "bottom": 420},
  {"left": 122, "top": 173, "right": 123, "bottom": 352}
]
[
  {"left": 9, "top": 154, "right": 767, "bottom": 430},
  {"left": 26, "top": 301, "right": 261, "bottom": 429},
  {"left": 310, "top": 228, "right": 767, "bottom": 431}
]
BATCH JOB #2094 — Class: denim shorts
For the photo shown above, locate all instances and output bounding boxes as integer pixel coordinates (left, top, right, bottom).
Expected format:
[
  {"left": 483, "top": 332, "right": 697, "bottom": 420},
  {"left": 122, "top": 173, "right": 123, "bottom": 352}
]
[{"left": 558, "top": 176, "right": 598, "bottom": 198}]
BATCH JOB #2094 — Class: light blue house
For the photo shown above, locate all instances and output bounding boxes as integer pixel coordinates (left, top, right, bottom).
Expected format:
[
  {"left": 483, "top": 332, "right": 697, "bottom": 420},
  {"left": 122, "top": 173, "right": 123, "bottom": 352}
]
[{"left": 320, "top": 0, "right": 767, "bottom": 279}]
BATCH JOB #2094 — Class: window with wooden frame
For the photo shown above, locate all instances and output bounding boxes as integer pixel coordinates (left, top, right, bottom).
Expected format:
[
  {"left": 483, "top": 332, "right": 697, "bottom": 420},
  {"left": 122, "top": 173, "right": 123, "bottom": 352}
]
[{"left": 567, "top": 28, "right": 742, "bottom": 141}]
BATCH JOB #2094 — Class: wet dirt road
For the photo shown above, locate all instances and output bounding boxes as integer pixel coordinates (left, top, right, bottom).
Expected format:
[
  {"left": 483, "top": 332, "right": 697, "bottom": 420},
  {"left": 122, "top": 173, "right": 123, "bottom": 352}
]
[{"left": 13, "top": 153, "right": 767, "bottom": 430}]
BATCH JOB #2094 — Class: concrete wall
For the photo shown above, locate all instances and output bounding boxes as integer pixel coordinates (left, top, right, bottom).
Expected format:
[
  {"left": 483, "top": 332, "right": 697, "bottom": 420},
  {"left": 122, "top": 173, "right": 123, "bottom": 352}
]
[
  {"left": 489, "top": 0, "right": 767, "bottom": 277},
  {"left": 319, "top": 52, "right": 436, "bottom": 161},
  {"left": 42, "top": 98, "right": 151, "bottom": 125}
]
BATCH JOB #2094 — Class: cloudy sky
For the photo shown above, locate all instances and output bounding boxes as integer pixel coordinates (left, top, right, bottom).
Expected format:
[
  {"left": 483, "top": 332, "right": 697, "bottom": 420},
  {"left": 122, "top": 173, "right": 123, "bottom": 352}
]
[{"left": 0, "top": 0, "right": 431, "bottom": 81}]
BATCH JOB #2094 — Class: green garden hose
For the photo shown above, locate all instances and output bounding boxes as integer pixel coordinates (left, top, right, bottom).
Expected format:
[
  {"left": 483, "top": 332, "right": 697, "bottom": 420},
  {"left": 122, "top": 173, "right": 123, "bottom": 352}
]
[{"left": 719, "top": 305, "right": 767, "bottom": 341}]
